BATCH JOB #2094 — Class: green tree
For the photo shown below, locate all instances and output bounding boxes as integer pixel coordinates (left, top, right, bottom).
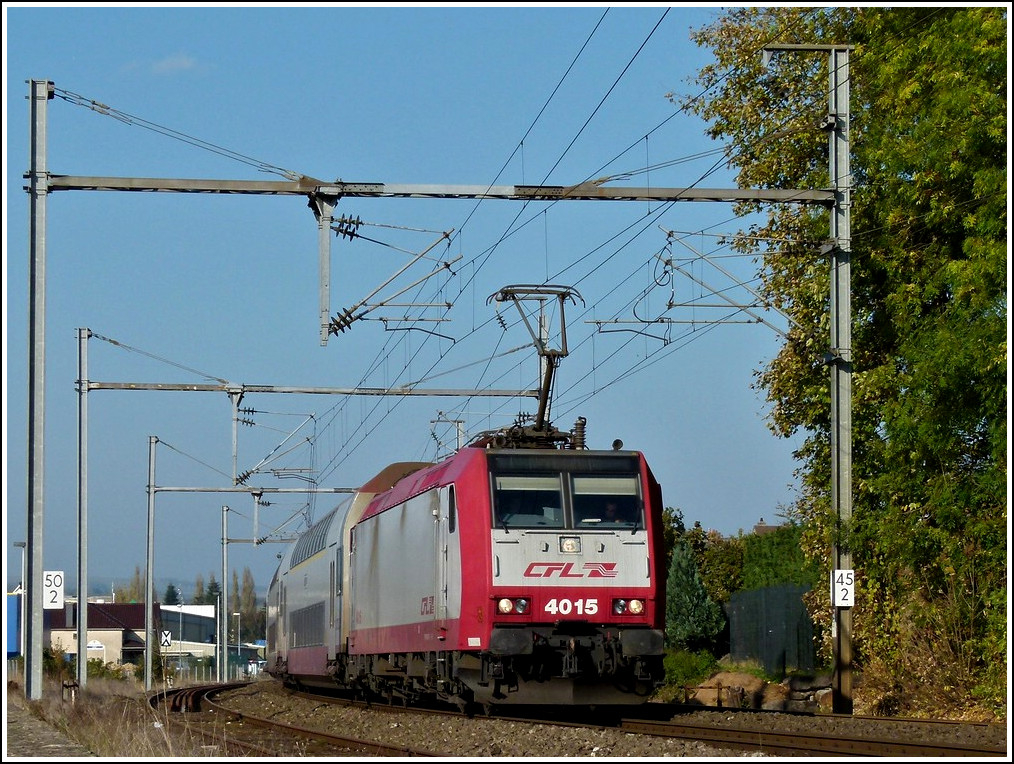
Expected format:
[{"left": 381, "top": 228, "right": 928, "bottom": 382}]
[
  {"left": 205, "top": 574, "right": 222, "bottom": 608},
  {"left": 681, "top": 6, "right": 1006, "bottom": 713},
  {"left": 741, "top": 524, "right": 821, "bottom": 591},
  {"left": 665, "top": 539, "right": 725, "bottom": 651},
  {"left": 191, "top": 573, "right": 222, "bottom": 606},
  {"left": 163, "top": 583, "right": 180, "bottom": 605},
  {"left": 664, "top": 512, "right": 744, "bottom": 606},
  {"left": 661, "top": 505, "right": 687, "bottom": 567},
  {"left": 682, "top": 521, "right": 708, "bottom": 562},
  {"left": 698, "top": 530, "right": 745, "bottom": 604}
]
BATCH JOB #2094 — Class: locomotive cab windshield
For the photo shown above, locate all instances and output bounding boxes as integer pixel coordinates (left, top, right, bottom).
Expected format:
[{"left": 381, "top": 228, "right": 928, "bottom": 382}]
[{"left": 489, "top": 452, "right": 644, "bottom": 530}]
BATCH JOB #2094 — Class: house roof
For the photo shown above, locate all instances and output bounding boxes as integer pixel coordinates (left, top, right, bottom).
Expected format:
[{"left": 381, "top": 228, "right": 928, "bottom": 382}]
[{"left": 46, "top": 602, "right": 154, "bottom": 631}]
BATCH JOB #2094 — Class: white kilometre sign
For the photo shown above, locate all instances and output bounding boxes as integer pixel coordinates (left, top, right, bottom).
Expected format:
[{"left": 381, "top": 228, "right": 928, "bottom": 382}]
[
  {"left": 831, "top": 569, "right": 855, "bottom": 607},
  {"left": 43, "top": 570, "right": 65, "bottom": 610}
]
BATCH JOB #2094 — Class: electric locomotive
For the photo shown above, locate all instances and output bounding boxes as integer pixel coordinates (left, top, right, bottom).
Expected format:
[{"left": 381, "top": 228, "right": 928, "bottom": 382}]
[{"left": 265, "top": 415, "right": 667, "bottom": 708}]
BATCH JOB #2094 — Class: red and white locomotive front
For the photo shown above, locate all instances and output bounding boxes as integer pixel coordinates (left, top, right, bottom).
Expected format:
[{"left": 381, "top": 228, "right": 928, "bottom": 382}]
[
  {"left": 344, "top": 444, "right": 666, "bottom": 706},
  {"left": 468, "top": 448, "right": 666, "bottom": 704}
]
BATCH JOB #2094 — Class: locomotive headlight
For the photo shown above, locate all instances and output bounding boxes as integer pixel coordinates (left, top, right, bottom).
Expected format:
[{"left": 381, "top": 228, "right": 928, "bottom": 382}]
[
  {"left": 559, "top": 535, "right": 581, "bottom": 554},
  {"left": 612, "top": 598, "right": 646, "bottom": 615},
  {"left": 497, "top": 597, "right": 531, "bottom": 614}
]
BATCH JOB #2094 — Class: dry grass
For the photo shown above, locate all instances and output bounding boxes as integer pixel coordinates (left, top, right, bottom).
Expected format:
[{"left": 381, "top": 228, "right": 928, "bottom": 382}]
[{"left": 8, "top": 675, "right": 230, "bottom": 757}]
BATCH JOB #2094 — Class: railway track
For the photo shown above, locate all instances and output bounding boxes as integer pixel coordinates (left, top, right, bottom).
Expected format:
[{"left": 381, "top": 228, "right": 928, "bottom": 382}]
[
  {"left": 602, "top": 701, "right": 1009, "bottom": 757},
  {"left": 151, "top": 683, "right": 440, "bottom": 756},
  {"left": 154, "top": 681, "right": 1007, "bottom": 758},
  {"left": 618, "top": 716, "right": 1007, "bottom": 757},
  {"left": 482, "top": 704, "right": 1008, "bottom": 757}
]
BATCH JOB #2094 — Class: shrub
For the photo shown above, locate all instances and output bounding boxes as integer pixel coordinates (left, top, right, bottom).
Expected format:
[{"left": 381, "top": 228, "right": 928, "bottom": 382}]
[{"left": 663, "top": 649, "right": 718, "bottom": 689}]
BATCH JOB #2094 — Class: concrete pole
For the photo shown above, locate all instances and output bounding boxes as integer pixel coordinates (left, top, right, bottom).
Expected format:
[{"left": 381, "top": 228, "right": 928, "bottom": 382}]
[
  {"left": 26, "top": 77, "right": 54, "bottom": 701},
  {"left": 221, "top": 505, "right": 229, "bottom": 682},
  {"left": 762, "top": 43, "right": 854, "bottom": 714},
  {"left": 145, "top": 436, "right": 158, "bottom": 691},
  {"left": 76, "top": 328, "right": 91, "bottom": 687},
  {"left": 827, "top": 45, "right": 853, "bottom": 715}
]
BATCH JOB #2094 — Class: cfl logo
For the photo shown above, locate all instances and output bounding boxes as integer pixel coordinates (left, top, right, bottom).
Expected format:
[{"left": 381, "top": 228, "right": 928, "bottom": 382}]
[{"left": 523, "top": 562, "right": 618, "bottom": 578}]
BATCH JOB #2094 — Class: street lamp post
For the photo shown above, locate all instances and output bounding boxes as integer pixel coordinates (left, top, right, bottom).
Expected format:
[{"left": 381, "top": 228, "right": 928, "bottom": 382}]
[
  {"left": 14, "top": 541, "right": 27, "bottom": 661},
  {"left": 176, "top": 586, "right": 184, "bottom": 665},
  {"left": 233, "top": 611, "right": 241, "bottom": 679}
]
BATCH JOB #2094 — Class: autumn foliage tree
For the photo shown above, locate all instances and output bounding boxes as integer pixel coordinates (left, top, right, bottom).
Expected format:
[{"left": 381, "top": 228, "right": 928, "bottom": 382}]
[
  {"left": 678, "top": 7, "right": 1006, "bottom": 716},
  {"left": 120, "top": 565, "right": 145, "bottom": 603},
  {"left": 233, "top": 567, "right": 262, "bottom": 643}
]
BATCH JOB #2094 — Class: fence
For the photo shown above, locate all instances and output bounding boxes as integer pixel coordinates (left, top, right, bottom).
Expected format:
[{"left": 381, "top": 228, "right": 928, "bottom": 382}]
[{"left": 728, "top": 584, "right": 815, "bottom": 677}]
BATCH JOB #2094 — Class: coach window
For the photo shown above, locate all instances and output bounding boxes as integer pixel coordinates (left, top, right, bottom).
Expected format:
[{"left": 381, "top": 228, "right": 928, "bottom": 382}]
[
  {"left": 492, "top": 475, "right": 564, "bottom": 528},
  {"left": 448, "top": 485, "right": 457, "bottom": 533},
  {"left": 329, "top": 558, "right": 335, "bottom": 627},
  {"left": 572, "top": 475, "right": 641, "bottom": 527},
  {"left": 335, "top": 548, "right": 342, "bottom": 595}
]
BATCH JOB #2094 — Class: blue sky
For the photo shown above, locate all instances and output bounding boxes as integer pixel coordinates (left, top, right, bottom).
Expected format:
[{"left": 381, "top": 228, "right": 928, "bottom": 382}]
[{"left": 4, "top": 4, "right": 812, "bottom": 599}]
